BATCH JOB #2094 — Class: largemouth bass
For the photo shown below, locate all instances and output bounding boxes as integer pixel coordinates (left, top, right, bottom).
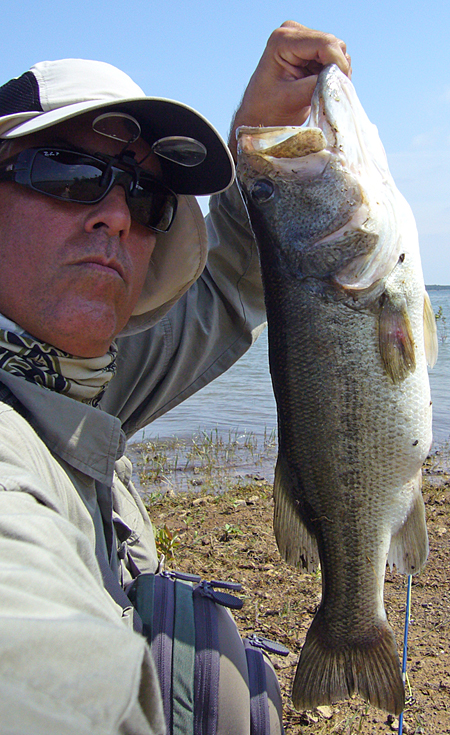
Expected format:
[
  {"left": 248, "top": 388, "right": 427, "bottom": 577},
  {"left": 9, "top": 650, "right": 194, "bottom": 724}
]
[{"left": 236, "top": 64, "right": 438, "bottom": 715}]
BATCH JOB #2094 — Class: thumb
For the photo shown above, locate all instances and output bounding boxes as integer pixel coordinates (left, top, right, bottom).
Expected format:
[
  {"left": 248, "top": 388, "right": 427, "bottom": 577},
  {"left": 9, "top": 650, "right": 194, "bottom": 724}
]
[{"left": 277, "top": 74, "right": 319, "bottom": 125}]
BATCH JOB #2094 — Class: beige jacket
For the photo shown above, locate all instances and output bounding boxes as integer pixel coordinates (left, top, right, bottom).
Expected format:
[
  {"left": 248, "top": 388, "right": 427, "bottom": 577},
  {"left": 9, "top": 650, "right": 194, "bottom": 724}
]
[{"left": 0, "top": 185, "right": 266, "bottom": 734}]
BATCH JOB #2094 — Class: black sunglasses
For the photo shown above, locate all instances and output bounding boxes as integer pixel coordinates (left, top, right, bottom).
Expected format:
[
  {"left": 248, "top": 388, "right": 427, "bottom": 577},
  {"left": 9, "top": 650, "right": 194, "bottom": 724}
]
[{"left": 0, "top": 147, "right": 178, "bottom": 232}]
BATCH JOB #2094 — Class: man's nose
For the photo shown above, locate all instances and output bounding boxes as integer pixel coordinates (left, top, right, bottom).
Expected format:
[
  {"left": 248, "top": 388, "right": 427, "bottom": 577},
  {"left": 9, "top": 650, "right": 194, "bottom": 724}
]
[{"left": 84, "top": 185, "right": 132, "bottom": 237}]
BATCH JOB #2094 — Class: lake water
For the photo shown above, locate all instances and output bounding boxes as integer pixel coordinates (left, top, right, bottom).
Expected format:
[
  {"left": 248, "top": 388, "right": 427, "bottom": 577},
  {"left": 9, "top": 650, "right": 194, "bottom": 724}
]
[{"left": 133, "top": 288, "right": 450, "bottom": 450}]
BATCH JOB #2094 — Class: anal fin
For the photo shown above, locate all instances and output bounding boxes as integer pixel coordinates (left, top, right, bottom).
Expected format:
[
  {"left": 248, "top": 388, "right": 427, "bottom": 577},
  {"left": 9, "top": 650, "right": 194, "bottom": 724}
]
[
  {"left": 273, "top": 454, "right": 319, "bottom": 572},
  {"left": 388, "top": 471, "right": 429, "bottom": 574}
]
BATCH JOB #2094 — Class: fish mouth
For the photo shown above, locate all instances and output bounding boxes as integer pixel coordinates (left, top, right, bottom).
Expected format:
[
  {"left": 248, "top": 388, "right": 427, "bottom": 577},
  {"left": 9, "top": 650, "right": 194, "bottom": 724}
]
[
  {"left": 236, "top": 65, "right": 405, "bottom": 294},
  {"left": 236, "top": 67, "right": 343, "bottom": 163},
  {"left": 237, "top": 124, "right": 332, "bottom": 182},
  {"left": 237, "top": 64, "right": 384, "bottom": 180},
  {"left": 308, "top": 64, "right": 353, "bottom": 151},
  {"left": 237, "top": 125, "right": 328, "bottom": 158},
  {"left": 237, "top": 125, "right": 329, "bottom": 169}
]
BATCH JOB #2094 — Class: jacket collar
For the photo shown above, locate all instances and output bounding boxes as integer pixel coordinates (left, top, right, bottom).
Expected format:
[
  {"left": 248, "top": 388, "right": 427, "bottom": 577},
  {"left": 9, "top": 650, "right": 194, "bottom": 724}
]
[{"left": 0, "top": 369, "right": 124, "bottom": 485}]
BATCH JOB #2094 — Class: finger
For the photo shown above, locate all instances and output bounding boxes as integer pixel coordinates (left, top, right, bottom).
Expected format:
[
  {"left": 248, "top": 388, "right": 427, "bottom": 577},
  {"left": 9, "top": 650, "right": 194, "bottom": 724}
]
[
  {"left": 288, "top": 75, "right": 319, "bottom": 117},
  {"left": 270, "top": 22, "right": 351, "bottom": 78},
  {"left": 316, "top": 37, "right": 350, "bottom": 75},
  {"left": 284, "top": 35, "right": 350, "bottom": 75}
]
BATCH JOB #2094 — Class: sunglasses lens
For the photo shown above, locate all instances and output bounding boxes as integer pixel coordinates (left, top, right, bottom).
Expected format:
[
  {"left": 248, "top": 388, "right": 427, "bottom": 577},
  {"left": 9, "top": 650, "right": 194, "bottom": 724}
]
[
  {"left": 28, "top": 149, "right": 177, "bottom": 232},
  {"left": 130, "top": 177, "right": 177, "bottom": 232},
  {"left": 31, "top": 150, "right": 108, "bottom": 202}
]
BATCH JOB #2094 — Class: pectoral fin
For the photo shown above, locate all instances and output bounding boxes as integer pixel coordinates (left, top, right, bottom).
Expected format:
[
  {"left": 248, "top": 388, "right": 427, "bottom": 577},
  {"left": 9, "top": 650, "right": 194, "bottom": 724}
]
[
  {"left": 379, "top": 292, "right": 415, "bottom": 383},
  {"left": 273, "top": 454, "right": 319, "bottom": 571},
  {"left": 388, "top": 471, "right": 429, "bottom": 574},
  {"left": 423, "top": 291, "right": 438, "bottom": 368}
]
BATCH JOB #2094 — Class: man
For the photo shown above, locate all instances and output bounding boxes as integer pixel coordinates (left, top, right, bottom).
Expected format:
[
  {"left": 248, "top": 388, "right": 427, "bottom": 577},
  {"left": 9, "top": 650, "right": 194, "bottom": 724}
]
[{"left": 0, "top": 21, "right": 350, "bottom": 734}]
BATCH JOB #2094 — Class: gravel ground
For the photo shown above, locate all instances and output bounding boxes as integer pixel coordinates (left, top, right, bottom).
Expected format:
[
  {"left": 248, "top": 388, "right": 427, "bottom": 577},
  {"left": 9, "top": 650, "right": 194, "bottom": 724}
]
[{"left": 132, "top": 441, "right": 450, "bottom": 734}]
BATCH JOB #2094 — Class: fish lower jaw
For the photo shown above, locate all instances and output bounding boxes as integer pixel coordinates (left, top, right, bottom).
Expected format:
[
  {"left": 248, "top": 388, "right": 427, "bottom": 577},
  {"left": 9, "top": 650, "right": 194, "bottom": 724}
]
[{"left": 237, "top": 125, "right": 328, "bottom": 159}]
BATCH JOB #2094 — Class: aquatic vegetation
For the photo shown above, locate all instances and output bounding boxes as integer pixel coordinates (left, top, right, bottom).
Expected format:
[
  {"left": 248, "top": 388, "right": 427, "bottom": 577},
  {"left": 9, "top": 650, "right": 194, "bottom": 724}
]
[{"left": 135, "top": 428, "right": 278, "bottom": 495}]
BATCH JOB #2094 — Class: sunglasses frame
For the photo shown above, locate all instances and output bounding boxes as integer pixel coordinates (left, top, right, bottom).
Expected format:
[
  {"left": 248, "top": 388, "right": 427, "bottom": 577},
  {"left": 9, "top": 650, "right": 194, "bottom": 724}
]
[{"left": 0, "top": 146, "right": 178, "bottom": 232}]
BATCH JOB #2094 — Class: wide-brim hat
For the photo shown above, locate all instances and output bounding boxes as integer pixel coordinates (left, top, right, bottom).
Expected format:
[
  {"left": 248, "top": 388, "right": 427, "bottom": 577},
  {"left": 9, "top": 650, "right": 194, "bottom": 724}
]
[{"left": 0, "top": 58, "right": 234, "bottom": 195}]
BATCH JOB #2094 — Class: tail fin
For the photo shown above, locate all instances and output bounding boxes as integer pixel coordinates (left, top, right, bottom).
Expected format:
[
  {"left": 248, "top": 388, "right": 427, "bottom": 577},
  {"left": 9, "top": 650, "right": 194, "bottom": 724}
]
[{"left": 292, "top": 608, "right": 405, "bottom": 715}]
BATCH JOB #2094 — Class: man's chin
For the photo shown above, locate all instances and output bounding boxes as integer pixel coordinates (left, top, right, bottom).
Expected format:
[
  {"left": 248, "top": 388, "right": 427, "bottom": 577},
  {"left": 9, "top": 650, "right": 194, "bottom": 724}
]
[{"left": 39, "top": 304, "right": 130, "bottom": 357}]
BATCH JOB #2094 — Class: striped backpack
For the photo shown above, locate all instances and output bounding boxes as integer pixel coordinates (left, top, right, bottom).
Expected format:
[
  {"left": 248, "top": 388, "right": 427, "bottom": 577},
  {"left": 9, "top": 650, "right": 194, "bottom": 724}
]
[{"left": 127, "top": 569, "right": 288, "bottom": 735}]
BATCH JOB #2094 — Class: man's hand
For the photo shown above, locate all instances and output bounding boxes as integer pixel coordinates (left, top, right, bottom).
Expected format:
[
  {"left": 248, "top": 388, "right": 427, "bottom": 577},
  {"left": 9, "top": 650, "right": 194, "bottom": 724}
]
[{"left": 229, "top": 21, "right": 351, "bottom": 160}]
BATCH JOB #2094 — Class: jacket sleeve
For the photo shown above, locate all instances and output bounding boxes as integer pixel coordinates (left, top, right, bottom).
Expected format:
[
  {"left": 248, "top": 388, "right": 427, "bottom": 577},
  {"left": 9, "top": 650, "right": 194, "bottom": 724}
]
[
  {"left": 101, "top": 183, "right": 267, "bottom": 437},
  {"left": 0, "top": 408, "right": 165, "bottom": 735}
]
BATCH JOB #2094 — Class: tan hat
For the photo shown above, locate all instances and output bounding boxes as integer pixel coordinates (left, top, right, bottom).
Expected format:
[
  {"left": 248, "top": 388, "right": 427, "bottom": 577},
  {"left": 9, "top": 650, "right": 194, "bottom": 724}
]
[{"left": 0, "top": 58, "right": 234, "bottom": 196}]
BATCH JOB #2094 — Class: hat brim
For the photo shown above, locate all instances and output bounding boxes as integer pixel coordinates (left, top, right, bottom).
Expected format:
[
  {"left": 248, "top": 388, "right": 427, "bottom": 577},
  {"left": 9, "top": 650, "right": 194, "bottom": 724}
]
[{"left": 0, "top": 96, "right": 235, "bottom": 196}]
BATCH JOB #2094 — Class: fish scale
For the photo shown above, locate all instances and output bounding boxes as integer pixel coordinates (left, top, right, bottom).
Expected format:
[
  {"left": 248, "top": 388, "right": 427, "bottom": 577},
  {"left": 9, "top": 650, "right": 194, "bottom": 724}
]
[{"left": 236, "top": 64, "right": 437, "bottom": 715}]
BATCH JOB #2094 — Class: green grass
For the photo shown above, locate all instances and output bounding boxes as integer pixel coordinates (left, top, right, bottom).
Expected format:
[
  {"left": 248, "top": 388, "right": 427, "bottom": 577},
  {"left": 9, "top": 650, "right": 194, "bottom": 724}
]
[{"left": 133, "top": 428, "right": 278, "bottom": 495}]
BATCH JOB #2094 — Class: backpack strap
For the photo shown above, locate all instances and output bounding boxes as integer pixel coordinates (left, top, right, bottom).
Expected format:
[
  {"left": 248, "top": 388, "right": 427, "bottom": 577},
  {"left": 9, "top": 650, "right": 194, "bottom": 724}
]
[
  {"left": 129, "top": 572, "right": 202, "bottom": 735},
  {"left": 172, "top": 579, "right": 196, "bottom": 734},
  {"left": 244, "top": 639, "right": 271, "bottom": 735},
  {"left": 245, "top": 636, "right": 289, "bottom": 735},
  {"left": 193, "top": 585, "right": 220, "bottom": 735},
  {"left": 96, "top": 545, "right": 143, "bottom": 633}
]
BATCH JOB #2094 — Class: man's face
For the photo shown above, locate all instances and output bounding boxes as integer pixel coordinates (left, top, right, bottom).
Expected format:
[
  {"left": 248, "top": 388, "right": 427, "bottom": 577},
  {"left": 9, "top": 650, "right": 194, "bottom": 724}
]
[{"left": 0, "top": 113, "right": 161, "bottom": 357}]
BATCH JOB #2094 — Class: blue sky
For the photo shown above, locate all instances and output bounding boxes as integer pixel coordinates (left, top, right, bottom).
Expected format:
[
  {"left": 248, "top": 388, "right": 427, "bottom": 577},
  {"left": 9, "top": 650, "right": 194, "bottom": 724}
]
[{"left": 3, "top": 0, "right": 450, "bottom": 283}]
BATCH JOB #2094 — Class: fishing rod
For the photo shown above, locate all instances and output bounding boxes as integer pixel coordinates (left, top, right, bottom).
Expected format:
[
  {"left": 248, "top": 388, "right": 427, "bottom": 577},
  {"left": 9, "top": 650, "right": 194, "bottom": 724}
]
[{"left": 398, "top": 575, "right": 412, "bottom": 735}]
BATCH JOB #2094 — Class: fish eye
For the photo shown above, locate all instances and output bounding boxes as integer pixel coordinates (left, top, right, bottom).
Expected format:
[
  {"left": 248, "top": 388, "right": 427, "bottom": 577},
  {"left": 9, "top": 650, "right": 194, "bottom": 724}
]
[{"left": 250, "top": 179, "right": 275, "bottom": 203}]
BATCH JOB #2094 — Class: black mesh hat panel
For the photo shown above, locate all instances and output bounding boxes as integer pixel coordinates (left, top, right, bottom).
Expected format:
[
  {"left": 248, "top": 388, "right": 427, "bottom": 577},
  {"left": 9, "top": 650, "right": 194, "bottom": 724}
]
[{"left": 0, "top": 71, "right": 43, "bottom": 116}]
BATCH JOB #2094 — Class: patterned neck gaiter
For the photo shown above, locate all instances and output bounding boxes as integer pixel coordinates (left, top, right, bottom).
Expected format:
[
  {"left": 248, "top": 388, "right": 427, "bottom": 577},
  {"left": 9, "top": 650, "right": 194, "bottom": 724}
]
[{"left": 0, "top": 316, "right": 117, "bottom": 407}]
